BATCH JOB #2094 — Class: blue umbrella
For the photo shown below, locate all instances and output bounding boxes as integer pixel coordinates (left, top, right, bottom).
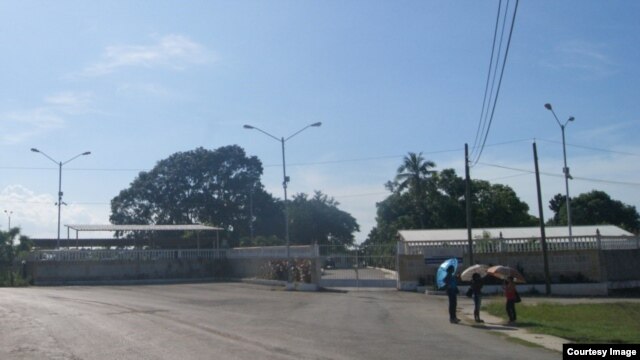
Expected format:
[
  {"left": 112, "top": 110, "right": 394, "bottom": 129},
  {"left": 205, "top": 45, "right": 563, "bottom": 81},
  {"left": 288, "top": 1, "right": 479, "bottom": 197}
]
[{"left": 436, "top": 258, "right": 458, "bottom": 289}]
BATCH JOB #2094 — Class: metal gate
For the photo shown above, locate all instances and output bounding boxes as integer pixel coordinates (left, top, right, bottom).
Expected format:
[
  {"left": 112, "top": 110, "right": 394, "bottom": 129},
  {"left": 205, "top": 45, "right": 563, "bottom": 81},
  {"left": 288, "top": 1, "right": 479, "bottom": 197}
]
[{"left": 318, "top": 244, "right": 397, "bottom": 288}]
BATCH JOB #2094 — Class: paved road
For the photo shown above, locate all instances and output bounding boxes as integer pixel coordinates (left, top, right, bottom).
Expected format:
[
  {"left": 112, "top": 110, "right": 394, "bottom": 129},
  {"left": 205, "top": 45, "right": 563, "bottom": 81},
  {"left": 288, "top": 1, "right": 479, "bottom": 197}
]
[
  {"left": 320, "top": 268, "right": 396, "bottom": 287},
  {"left": 0, "top": 283, "right": 558, "bottom": 360}
]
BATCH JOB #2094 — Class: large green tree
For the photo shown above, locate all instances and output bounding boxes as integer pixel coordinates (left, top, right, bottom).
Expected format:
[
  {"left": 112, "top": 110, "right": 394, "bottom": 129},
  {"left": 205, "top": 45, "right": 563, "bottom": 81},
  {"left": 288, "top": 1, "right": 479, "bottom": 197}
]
[
  {"left": 366, "top": 156, "right": 537, "bottom": 245},
  {"left": 287, "top": 191, "right": 359, "bottom": 247},
  {"left": 110, "top": 145, "right": 282, "bottom": 247},
  {"left": 472, "top": 181, "right": 537, "bottom": 227},
  {"left": 548, "top": 190, "right": 640, "bottom": 233}
]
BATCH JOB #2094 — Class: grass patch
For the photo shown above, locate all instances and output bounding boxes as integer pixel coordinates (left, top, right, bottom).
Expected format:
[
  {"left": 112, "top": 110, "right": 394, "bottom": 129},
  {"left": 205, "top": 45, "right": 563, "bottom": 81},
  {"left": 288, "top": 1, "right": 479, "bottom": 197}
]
[{"left": 484, "top": 301, "right": 640, "bottom": 344}]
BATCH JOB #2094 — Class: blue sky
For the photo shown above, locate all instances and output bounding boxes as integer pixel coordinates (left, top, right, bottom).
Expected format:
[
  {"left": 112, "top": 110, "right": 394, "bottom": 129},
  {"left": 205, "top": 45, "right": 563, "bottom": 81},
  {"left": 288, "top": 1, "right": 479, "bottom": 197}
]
[{"left": 1, "top": 1, "right": 639, "bottom": 241}]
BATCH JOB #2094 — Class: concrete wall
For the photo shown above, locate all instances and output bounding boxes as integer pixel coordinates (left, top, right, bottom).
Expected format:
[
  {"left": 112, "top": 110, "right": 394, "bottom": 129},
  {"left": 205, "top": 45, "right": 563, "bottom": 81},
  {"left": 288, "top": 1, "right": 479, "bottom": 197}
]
[
  {"left": 600, "top": 249, "right": 640, "bottom": 281},
  {"left": 471, "top": 250, "right": 604, "bottom": 283},
  {"left": 397, "top": 255, "right": 438, "bottom": 290},
  {"left": 30, "top": 258, "right": 228, "bottom": 285},
  {"left": 398, "top": 249, "right": 606, "bottom": 291},
  {"left": 28, "top": 253, "right": 321, "bottom": 286}
]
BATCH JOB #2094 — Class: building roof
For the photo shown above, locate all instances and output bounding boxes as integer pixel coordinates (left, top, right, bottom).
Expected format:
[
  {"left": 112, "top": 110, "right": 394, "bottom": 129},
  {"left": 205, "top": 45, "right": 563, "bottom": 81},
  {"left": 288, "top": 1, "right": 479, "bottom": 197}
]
[
  {"left": 398, "top": 225, "right": 633, "bottom": 242},
  {"left": 65, "top": 224, "right": 223, "bottom": 232}
]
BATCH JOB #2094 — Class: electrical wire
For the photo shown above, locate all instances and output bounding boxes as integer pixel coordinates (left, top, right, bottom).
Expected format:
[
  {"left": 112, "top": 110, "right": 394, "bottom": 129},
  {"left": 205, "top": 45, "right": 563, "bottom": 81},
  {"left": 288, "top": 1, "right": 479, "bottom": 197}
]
[
  {"left": 0, "top": 137, "right": 636, "bottom": 172},
  {"left": 474, "top": 0, "right": 509, "bottom": 158},
  {"left": 471, "top": 0, "right": 519, "bottom": 166},
  {"left": 476, "top": 161, "right": 640, "bottom": 187},
  {"left": 537, "top": 138, "right": 640, "bottom": 157},
  {"left": 472, "top": 0, "right": 503, "bottom": 154}
]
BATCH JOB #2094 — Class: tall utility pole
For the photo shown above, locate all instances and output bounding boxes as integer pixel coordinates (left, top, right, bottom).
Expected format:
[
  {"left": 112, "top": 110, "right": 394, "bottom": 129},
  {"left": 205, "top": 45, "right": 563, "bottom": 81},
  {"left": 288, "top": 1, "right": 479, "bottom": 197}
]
[
  {"left": 31, "top": 148, "right": 91, "bottom": 249},
  {"left": 243, "top": 122, "right": 322, "bottom": 287},
  {"left": 544, "top": 103, "right": 575, "bottom": 241},
  {"left": 3, "top": 210, "right": 12, "bottom": 230},
  {"left": 465, "top": 143, "right": 473, "bottom": 265},
  {"left": 533, "top": 141, "right": 551, "bottom": 295}
]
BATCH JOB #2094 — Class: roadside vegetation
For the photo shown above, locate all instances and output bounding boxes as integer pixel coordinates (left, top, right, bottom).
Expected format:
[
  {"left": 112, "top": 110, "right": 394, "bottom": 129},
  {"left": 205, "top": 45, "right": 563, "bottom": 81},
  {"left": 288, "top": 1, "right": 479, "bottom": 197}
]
[
  {"left": 0, "top": 228, "right": 32, "bottom": 286},
  {"left": 484, "top": 301, "right": 640, "bottom": 344}
]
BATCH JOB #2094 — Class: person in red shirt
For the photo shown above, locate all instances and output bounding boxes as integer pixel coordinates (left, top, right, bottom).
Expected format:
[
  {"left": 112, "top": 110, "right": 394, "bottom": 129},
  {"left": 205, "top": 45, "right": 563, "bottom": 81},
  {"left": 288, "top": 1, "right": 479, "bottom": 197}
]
[{"left": 503, "top": 277, "right": 517, "bottom": 324}]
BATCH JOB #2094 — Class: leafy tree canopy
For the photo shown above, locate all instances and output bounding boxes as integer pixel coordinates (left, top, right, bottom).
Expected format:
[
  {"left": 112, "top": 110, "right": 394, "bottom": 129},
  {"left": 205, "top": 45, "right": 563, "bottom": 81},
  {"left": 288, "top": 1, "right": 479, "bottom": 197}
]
[
  {"left": 110, "top": 145, "right": 281, "bottom": 247},
  {"left": 1, "top": 228, "right": 31, "bottom": 263},
  {"left": 1, "top": 228, "right": 31, "bottom": 288},
  {"left": 288, "top": 191, "right": 359, "bottom": 247},
  {"left": 548, "top": 190, "right": 640, "bottom": 233},
  {"left": 366, "top": 154, "right": 537, "bottom": 245}
]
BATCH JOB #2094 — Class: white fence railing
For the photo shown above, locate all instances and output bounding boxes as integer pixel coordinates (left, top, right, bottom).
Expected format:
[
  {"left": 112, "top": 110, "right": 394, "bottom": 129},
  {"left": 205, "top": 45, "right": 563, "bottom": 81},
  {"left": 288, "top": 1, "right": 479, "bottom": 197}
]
[
  {"left": 28, "top": 245, "right": 320, "bottom": 262},
  {"left": 27, "top": 236, "right": 639, "bottom": 263},
  {"left": 29, "top": 249, "right": 228, "bottom": 262},
  {"left": 227, "top": 245, "right": 318, "bottom": 259},
  {"left": 399, "top": 235, "right": 640, "bottom": 255}
]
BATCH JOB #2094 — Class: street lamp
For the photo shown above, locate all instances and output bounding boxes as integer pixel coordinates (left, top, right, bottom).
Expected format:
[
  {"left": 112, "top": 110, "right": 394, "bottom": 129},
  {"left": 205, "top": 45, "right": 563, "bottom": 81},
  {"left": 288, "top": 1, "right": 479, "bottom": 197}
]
[
  {"left": 544, "top": 103, "right": 575, "bottom": 241},
  {"left": 3, "top": 210, "right": 12, "bottom": 229},
  {"left": 243, "top": 122, "right": 322, "bottom": 286},
  {"left": 31, "top": 148, "right": 91, "bottom": 249}
]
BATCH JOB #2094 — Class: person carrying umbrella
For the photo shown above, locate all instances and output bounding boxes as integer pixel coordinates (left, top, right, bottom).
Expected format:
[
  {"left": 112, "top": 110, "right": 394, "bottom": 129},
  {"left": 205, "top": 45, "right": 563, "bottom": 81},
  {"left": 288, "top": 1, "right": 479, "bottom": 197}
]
[
  {"left": 444, "top": 265, "right": 460, "bottom": 324},
  {"left": 503, "top": 277, "right": 518, "bottom": 324},
  {"left": 471, "top": 273, "right": 484, "bottom": 323}
]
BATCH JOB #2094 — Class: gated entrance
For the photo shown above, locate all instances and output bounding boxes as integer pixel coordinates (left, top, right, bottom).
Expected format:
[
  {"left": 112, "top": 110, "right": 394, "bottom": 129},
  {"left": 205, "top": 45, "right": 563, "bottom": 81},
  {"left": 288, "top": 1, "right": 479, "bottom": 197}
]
[{"left": 318, "top": 244, "right": 397, "bottom": 288}]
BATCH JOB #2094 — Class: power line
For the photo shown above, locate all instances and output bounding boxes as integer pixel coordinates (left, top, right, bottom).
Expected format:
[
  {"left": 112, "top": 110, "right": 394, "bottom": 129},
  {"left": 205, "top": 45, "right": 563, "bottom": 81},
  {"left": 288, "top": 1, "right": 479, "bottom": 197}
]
[
  {"left": 473, "top": 0, "right": 509, "bottom": 159},
  {"left": 537, "top": 138, "right": 640, "bottom": 157},
  {"left": 477, "top": 161, "right": 640, "bottom": 187},
  {"left": 273, "top": 147, "right": 462, "bottom": 168},
  {"left": 471, "top": 0, "right": 519, "bottom": 166},
  {"left": 0, "top": 137, "right": 636, "bottom": 173},
  {"left": 472, "top": 0, "right": 503, "bottom": 154},
  {"left": 487, "top": 172, "right": 531, "bottom": 182}
]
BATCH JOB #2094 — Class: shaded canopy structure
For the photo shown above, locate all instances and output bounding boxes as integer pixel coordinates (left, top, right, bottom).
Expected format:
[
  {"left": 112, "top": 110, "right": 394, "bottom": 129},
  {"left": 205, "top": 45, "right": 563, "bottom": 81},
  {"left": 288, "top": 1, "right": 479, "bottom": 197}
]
[{"left": 32, "top": 224, "right": 224, "bottom": 249}]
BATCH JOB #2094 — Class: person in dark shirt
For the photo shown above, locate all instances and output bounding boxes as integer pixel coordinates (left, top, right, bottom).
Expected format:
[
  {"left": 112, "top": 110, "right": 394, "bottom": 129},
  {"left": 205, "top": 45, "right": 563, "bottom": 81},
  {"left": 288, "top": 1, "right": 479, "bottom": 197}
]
[
  {"left": 471, "top": 273, "right": 484, "bottom": 323},
  {"left": 444, "top": 265, "right": 460, "bottom": 324}
]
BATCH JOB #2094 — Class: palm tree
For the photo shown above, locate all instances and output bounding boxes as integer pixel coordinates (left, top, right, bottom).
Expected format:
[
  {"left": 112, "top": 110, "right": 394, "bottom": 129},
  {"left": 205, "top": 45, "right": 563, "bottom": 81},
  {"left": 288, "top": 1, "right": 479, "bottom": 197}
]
[{"left": 395, "top": 152, "right": 436, "bottom": 228}]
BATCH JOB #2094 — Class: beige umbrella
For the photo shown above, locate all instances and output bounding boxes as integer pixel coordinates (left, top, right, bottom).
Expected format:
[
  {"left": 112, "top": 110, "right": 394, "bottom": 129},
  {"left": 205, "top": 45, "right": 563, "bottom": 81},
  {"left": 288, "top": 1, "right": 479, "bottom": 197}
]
[
  {"left": 460, "top": 264, "right": 489, "bottom": 281},
  {"left": 487, "top": 265, "right": 526, "bottom": 283}
]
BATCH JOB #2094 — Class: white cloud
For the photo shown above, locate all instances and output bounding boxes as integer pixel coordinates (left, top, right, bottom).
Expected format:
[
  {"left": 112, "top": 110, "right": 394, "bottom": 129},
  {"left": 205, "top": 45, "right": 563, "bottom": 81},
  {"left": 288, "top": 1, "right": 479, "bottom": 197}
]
[
  {"left": 44, "top": 91, "right": 93, "bottom": 113},
  {"left": 573, "top": 121, "right": 637, "bottom": 146},
  {"left": 0, "top": 108, "right": 65, "bottom": 145},
  {"left": 0, "top": 91, "right": 94, "bottom": 145},
  {"left": 117, "top": 82, "right": 174, "bottom": 98},
  {"left": 542, "top": 40, "right": 616, "bottom": 77},
  {"left": 0, "top": 185, "right": 110, "bottom": 238},
  {"left": 81, "top": 34, "right": 215, "bottom": 76}
]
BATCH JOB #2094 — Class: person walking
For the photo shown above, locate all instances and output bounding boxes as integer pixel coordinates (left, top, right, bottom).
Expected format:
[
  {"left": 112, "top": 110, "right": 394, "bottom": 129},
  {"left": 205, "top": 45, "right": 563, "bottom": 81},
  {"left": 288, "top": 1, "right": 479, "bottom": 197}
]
[
  {"left": 444, "top": 265, "right": 460, "bottom": 324},
  {"left": 471, "top": 273, "right": 484, "bottom": 323},
  {"left": 503, "top": 277, "right": 518, "bottom": 324}
]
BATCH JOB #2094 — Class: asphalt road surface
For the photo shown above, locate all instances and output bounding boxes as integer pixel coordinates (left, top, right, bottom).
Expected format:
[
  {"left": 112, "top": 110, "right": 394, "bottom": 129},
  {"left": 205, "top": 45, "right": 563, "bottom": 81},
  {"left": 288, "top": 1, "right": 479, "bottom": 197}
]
[
  {"left": 0, "top": 283, "right": 558, "bottom": 360},
  {"left": 320, "top": 268, "right": 397, "bottom": 287}
]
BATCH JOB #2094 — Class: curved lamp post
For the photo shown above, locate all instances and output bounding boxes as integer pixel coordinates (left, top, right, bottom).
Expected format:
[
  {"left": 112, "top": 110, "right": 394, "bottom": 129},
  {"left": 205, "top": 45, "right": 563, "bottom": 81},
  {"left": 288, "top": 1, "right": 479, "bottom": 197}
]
[
  {"left": 243, "top": 122, "right": 322, "bottom": 286},
  {"left": 544, "top": 103, "right": 575, "bottom": 241},
  {"left": 3, "top": 210, "right": 12, "bottom": 230},
  {"left": 31, "top": 148, "right": 91, "bottom": 249}
]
